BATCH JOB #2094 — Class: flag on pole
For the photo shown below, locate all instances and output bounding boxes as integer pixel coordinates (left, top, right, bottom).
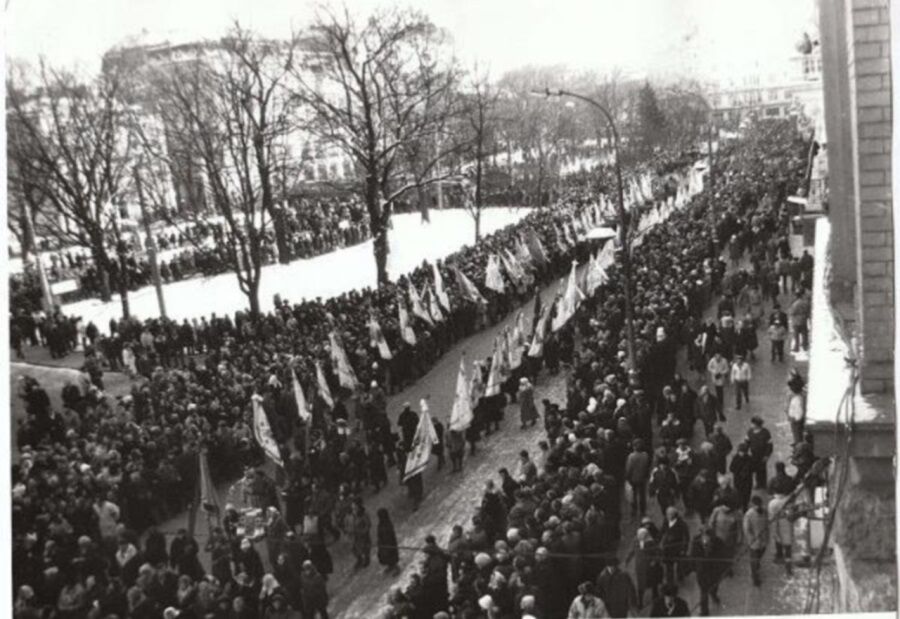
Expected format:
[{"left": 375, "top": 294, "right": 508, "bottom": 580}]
[
  {"left": 291, "top": 368, "right": 312, "bottom": 423},
  {"left": 449, "top": 357, "right": 473, "bottom": 432},
  {"left": 315, "top": 361, "right": 334, "bottom": 409},
  {"left": 403, "top": 399, "right": 438, "bottom": 482},
  {"left": 507, "top": 318, "right": 524, "bottom": 370},
  {"left": 470, "top": 361, "right": 485, "bottom": 407},
  {"left": 562, "top": 221, "right": 576, "bottom": 247},
  {"left": 453, "top": 266, "right": 487, "bottom": 306},
  {"left": 484, "top": 337, "right": 504, "bottom": 397},
  {"left": 198, "top": 449, "right": 220, "bottom": 516},
  {"left": 552, "top": 261, "right": 585, "bottom": 332},
  {"left": 515, "top": 237, "right": 533, "bottom": 267},
  {"left": 485, "top": 254, "right": 506, "bottom": 292},
  {"left": 329, "top": 331, "right": 359, "bottom": 391},
  {"left": 499, "top": 250, "right": 522, "bottom": 285},
  {"left": 367, "top": 312, "right": 393, "bottom": 360},
  {"left": 586, "top": 251, "right": 609, "bottom": 294},
  {"left": 408, "top": 282, "right": 434, "bottom": 326},
  {"left": 398, "top": 297, "right": 417, "bottom": 345},
  {"left": 523, "top": 227, "right": 548, "bottom": 264},
  {"left": 432, "top": 261, "right": 451, "bottom": 312},
  {"left": 424, "top": 283, "right": 445, "bottom": 323},
  {"left": 528, "top": 302, "right": 553, "bottom": 357},
  {"left": 252, "top": 393, "right": 283, "bottom": 467}
]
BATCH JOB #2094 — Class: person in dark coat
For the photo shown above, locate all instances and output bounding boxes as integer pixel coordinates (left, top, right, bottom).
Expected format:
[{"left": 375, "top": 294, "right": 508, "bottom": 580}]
[
  {"left": 299, "top": 560, "right": 329, "bottom": 618},
  {"left": 420, "top": 536, "right": 449, "bottom": 617},
  {"left": 397, "top": 403, "right": 419, "bottom": 452},
  {"left": 659, "top": 507, "right": 690, "bottom": 585},
  {"left": 650, "top": 583, "right": 690, "bottom": 617},
  {"left": 596, "top": 556, "right": 637, "bottom": 618},
  {"left": 687, "top": 527, "right": 727, "bottom": 616},
  {"left": 376, "top": 508, "right": 399, "bottom": 574},
  {"left": 729, "top": 442, "right": 755, "bottom": 512}
]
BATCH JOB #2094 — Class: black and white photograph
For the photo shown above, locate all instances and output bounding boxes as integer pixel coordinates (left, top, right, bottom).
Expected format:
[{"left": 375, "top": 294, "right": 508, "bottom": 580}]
[{"left": 2, "top": 0, "right": 897, "bottom": 617}]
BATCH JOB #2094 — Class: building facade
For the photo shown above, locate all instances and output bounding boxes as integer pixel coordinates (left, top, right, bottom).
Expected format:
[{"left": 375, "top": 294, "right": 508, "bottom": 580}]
[{"left": 807, "top": 0, "right": 895, "bottom": 611}]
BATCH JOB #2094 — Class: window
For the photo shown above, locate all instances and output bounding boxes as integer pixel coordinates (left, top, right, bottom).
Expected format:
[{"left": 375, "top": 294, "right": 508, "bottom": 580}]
[
  {"left": 768, "top": 89, "right": 779, "bottom": 101},
  {"left": 765, "top": 107, "right": 781, "bottom": 117}
]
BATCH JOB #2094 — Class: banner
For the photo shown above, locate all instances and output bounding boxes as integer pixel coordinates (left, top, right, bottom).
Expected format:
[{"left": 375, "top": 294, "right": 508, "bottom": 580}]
[
  {"left": 485, "top": 254, "right": 506, "bottom": 293},
  {"left": 315, "top": 361, "right": 334, "bottom": 409},
  {"left": 449, "top": 357, "right": 473, "bottom": 432},
  {"left": 528, "top": 303, "right": 553, "bottom": 357},
  {"left": 432, "top": 261, "right": 451, "bottom": 312},
  {"left": 252, "top": 394, "right": 283, "bottom": 467},
  {"left": 398, "top": 298, "right": 417, "bottom": 345},
  {"left": 524, "top": 227, "right": 548, "bottom": 264},
  {"left": 403, "top": 399, "right": 438, "bottom": 482},
  {"left": 507, "top": 320, "right": 524, "bottom": 370},
  {"left": 552, "top": 261, "right": 585, "bottom": 332},
  {"left": 454, "top": 266, "right": 487, "bottom": 306},
  {"left": 586, "top": 252, "right": 609, "bottom": 294},
  {"left": 484, "top": 337, "right": 505, "bottom": 397},
  {"left": 408, "top": 281, "right": 434, "bottom": 326},
  {"left": 499, "top": 251, "right": 522, "bottom": 285},
  {"left": 424, "top": 284, "right": 445, "bottom": 323},
  {"left": 292, "top": 368, "right": 312, "bottom": 423},
  {"left": 329, "top": 331, "right": 359, "bottom": 390},
  {"left": 367, "top": 313, "right": 393, "bottom": 360}
]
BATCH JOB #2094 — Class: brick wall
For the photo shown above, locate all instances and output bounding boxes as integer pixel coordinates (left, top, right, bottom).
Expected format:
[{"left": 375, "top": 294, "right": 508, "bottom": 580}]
[{"left": 846, "top": 0, "right": 894, "bottom": 394}]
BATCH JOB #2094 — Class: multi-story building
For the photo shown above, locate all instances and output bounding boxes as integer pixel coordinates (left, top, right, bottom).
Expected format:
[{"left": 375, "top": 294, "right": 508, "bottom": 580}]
[
  {"left": 710, "top": 51, "right": 824, "bottom": 129},
  {"left": 805, "top": 0, "right": 895, "bottom": 612}
]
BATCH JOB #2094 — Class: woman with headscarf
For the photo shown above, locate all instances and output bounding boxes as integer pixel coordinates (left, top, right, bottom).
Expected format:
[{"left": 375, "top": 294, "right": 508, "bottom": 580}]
[
  {"left": 265, "top": 507, "right": 289, "bottom": 570},
  {"left": 517, "top": 377, "right": 539, "bottom": 429},
  {"left": 300, "top": 560, "right": 329, "bottom": 619},
  {"left": 376, "top": 508, "right": 400, "bottom": 574},
  {"left": 234, "top": 538, "right": 265, "bottom": 587},
  {"left": 258, "top": 573, "right": 284, "bottom": 617}
]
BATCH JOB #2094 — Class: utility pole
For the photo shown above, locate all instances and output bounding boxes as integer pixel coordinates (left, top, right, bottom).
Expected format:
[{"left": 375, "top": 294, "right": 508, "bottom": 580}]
[
  {"left": 534, "top": 88, "right": 637, "bottom": 370},
  {"left": 133, "top": 165, "right": 167, "bottom": 318}
]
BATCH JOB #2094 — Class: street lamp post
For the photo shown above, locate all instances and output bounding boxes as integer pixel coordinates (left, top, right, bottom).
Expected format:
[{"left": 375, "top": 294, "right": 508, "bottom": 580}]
[{"left": 533, "top": 88, "right": 637, "bottom": 370}]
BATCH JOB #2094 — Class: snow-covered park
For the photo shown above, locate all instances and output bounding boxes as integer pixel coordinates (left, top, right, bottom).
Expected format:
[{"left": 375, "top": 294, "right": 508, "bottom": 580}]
[{"left": 62, "top": 207, "right": 530, "bottom": 330}]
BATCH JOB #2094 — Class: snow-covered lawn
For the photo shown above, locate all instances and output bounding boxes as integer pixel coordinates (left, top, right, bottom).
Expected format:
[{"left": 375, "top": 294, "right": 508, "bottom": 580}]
[{"left": 62, "top": 207, "right": 530, "bottom": 330}]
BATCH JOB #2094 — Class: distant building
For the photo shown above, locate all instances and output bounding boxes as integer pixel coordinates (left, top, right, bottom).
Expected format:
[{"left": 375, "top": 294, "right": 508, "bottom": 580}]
[{"left": 710, "top": 51, "right": 824, "bottom": 128}]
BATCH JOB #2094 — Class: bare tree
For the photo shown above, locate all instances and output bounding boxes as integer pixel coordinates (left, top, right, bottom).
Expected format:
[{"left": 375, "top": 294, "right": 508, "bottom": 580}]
[
  {"left": 459, "top": 67, "right": 501, "bottom": 241},
  {"left": 143, "top": 31, "right": 293, "bottom": 316},
  {"left": 290, "top": 6, "right": 462, "bottom": 285},
  {"left": 7, "top": 62, "right": 137, "bottom": 314}
]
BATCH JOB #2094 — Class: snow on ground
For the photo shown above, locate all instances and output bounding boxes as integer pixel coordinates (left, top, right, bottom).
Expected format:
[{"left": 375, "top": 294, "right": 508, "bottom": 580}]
[{"left": 62, "top": 207, "right": 530, "bottom": 331}]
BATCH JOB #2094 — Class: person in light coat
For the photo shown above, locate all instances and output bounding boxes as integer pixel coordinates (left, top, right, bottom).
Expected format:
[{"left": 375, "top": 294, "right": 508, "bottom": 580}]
[
  {"left": 743, "top": 495, "right": 769, "bottom": 586},
  {"left": 768, "top": 492, "right": 795, "bottom": 576}
]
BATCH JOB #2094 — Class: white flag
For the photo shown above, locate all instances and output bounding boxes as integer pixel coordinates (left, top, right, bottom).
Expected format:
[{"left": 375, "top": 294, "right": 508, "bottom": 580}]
[
  {"left": 454, "top": 266, "right": 487, "bottom": 306},
  {"left": 432, "top": 261, "right": 451, "bottom": 312},
  {"left": 528, "top": 303, "right": 553, "bottom": 357},
  {"left": 329, "top": 331, "right": 359, "bottom": 391},
  {"left": 315, "top": 361, "right": 334, "bottom": 409},
  {"left": 586, "top": 252, "right": 609, "bottom": 294},
  {"left": 252, "top": 394, "right": 283, "bottom": 467},
  {"left": 449, "top": 357, "right": 473, "bottom": 432},
  {"left": 291, "top": 368, "right": 312, "bottom": 423},
  {"left": 403, "top": 401, "right": 438, "bottom": 482},
  {"left": 484, "top": 337, "right": 505, "bottom": 397},
  {"left": 424, "top": 284, "right": 445, "bottom": 323},
  {"left": 485, "top": 254, "right": 506, "bottom": 293},
  {"left": 398, "top": 298, "right": 417, "bottom": 345},
  {"left": 507, "top": 321, "right": 524, "bottom": 370},
  {"left": 499, "top": 250, "right": 522, "bottom": 285},
  {"left": 552, "top": 261, "right": 585, "bottom": 332},
  {"left": 408, "top": 282, "right": 434, "bottom": 326},
  {"left": 367, "top": 313, "right": 393, "bottom": 360}
]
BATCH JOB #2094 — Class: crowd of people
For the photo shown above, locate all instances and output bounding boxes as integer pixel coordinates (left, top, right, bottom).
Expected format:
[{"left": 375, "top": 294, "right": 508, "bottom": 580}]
[
  {"left": 10, "top": 119, "right": 819, "bottom": 619},
  {"left": 371, "top": 122, "right": 819, "bottom": 619}
]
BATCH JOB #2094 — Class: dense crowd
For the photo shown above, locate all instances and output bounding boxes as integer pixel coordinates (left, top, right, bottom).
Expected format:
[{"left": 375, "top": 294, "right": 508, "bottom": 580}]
[
  {"left": 373, "top": 123, "right": 819, "bottom": 619},
  {"left": 10, "top": 121, "right": 818, "bottom": 619},
  {"left": 11, "top": 162, "right": 634, "bottom": 618}
]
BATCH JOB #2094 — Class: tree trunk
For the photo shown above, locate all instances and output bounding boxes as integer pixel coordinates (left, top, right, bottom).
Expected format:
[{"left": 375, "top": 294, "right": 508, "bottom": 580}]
[
  {"left": 474, "top": 143, "right": 484, "bottom": 243},
  {"left": 271, "top": 207, "right": 292, "bottom": 264},
  {"left": 247, "top": 278, "right": 261, "bottom": 317},
  {"left": 373, "top": 226, "right": 390, "bottom": 286},
  {"left": 89, "top": 242, "right": 113, "bottom": 302}
]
